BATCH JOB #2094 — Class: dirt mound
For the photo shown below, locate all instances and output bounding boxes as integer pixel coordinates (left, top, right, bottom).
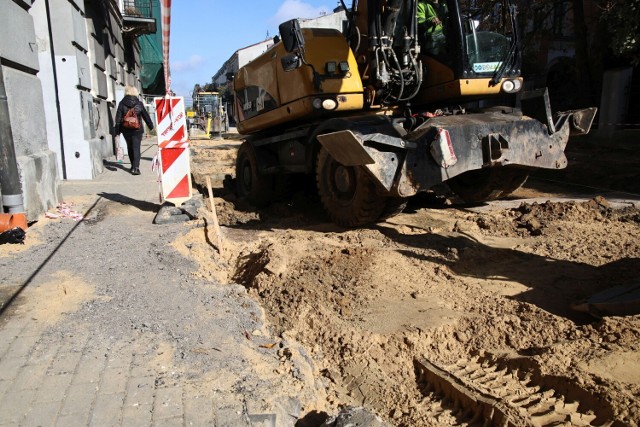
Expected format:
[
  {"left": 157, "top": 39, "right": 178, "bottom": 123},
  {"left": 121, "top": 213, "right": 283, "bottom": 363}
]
[
  {"left": 185, "top": 139, "right": 640, "bottom": 425},
  {"left": 469, "top": 196, "right": 639, "bottom": 238},
  {"left": 174, "top": 187, "right": 640, "bottom": 425}
]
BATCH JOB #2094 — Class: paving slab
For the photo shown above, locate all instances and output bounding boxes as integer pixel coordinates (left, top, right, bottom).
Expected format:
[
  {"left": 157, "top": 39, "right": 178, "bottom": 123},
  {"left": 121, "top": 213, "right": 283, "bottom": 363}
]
[{"left": 0, "top": 139, "right": 324, "bottom": 426}]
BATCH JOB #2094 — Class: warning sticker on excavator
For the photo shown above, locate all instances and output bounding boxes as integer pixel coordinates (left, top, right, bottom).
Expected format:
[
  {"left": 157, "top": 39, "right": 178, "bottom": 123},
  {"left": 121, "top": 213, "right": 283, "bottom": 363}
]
[{"left": 472, "top": 62, "right": 502, "bottom": 73}]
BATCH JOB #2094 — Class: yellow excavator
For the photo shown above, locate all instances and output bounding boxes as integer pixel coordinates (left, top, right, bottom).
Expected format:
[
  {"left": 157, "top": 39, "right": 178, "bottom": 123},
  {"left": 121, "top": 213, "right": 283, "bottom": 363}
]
[
  {"left": 233, "top": 0, "right": 596, "bottom": 226},
  {"left": 190, "top": 91, "right": 228, "bottom": 138}
]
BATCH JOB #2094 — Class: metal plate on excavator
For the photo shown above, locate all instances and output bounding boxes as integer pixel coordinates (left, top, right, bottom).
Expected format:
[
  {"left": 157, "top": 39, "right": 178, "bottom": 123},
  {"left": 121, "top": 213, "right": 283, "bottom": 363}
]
[{"left": 317, "top": 130, "right": 375, "bottom": 166}]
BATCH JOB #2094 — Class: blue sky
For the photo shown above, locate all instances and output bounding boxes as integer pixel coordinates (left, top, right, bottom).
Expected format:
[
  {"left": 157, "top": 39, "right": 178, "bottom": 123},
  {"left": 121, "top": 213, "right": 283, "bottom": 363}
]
[{"left": 169, "top": 0, "right": 339, "bottom": 100}]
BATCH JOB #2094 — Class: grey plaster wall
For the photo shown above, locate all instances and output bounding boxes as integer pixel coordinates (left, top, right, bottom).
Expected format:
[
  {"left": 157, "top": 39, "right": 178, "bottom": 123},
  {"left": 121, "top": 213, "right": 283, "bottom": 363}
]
[
  {"left": 1, "top": 0, "right": 149, "bottom": 220},
  {"left": 19, "top": 150, "right": 60, "bottom": 221},
  {"left": 0, "top": 1, "right": 39, "bottom": 70},
  {"left": 32, "top": 0, "right": 64, "bottom": 177},
  {"left": 35, "top": 0, "right": 142, "bottom": 180},
  {"left": 3, "top": 69, "right": 47, "bottom": 158},
  {"left": 0, "top": 1, "right": 60, "bottom": 220},
  {"left": 46, "top": 0, "right": 102, "bottom": 179}
]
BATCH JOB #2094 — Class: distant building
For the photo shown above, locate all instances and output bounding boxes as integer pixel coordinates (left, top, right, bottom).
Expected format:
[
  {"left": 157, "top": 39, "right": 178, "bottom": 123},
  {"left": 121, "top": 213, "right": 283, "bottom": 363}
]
[
  {"left": 212, "top": 39, "right": 275, "bottom": 87},
  {"left": 299, "top": 8, "right": 348, "bottom": 33},
  {"left": 520, "top": 0, "right": 599, "bottom": 87},
  {"left": 0, "top": 0, "right": 157, "bottom": 220},
  {"left": 519, "top": 0, "right": 637, "bottom": 127}
]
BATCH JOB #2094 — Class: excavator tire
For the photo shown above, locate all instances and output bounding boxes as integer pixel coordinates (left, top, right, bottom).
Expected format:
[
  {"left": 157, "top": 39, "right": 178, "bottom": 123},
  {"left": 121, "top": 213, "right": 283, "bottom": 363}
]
[
  {"left": 379, "top": 197, "right": 408, "bottom": 221},
  {"left": 316, "top": 147, "right": 386, "bottom": 227},
  {"left": 447, "top": 168, "right": 530, "bottom": 203},
  {"left": 495, "top": 169, "right": 530, "bottom": 197},
  {"left": 236, "top": 141, "right": 274, "bottom": 207}
]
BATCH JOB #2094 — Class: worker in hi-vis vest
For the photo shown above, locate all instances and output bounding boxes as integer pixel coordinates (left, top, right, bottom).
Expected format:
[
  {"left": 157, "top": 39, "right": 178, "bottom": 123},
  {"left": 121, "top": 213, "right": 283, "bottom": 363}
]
[{"left": 417, "top": 0, "right": 447, "bottom": 56}]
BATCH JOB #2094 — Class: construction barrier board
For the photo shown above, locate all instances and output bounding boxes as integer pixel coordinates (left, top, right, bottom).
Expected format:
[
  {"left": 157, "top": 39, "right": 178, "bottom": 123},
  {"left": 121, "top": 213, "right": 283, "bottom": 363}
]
[{"left": 154, "top": 96, "right": 192, "bottom": 206}]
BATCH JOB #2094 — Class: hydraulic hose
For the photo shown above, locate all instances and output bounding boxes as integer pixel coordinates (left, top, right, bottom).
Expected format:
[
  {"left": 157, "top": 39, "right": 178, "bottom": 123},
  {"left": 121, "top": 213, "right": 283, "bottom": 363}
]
[
  {"left": 368, "top": 0, "right": 380, "bottom": 47},
  {"left": 407, "top": 0, "right": 417, "bottom": 39},
  {"left": 383, "top": 0, "right": 403, "bottom": 39}
]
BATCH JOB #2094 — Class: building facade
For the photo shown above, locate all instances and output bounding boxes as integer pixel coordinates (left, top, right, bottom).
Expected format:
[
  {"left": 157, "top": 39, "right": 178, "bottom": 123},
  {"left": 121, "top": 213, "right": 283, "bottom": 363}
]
[{"left": 0, "top": 0, "right": 156, "bottom": 221}]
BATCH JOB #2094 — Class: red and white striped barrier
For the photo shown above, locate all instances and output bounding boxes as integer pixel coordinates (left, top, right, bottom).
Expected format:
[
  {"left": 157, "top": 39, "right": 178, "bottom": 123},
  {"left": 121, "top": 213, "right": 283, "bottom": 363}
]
[
  {"left": 154, "top": 96, "right": 192, "bottom": 206},
  {"left": 156, "top": 97, "right": 187, "bottom": 146},
  {"left": 153, "top": 2, "right": 192, "bottom": 206},
  {"left": 161, "top": 0, "right": 172, "bottom": 94}
]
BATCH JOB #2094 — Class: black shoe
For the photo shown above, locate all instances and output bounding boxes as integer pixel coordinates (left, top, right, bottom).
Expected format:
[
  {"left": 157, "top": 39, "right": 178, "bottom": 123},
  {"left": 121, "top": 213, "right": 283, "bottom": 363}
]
[{"left": 132, "top": 168, "right": 141, "bottom": 175}]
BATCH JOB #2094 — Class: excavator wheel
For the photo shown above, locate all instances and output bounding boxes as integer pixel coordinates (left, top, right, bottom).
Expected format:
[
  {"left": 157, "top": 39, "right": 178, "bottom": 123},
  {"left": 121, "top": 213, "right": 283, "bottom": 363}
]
[
  {"left": 379, "top": 197, "right": 408, "bottom": 221},
  {"left": 236, "top": 141, "right": 274, "bottom": 207},
  {"left": 495, "top": 169, "right": 531, "bottom": 198},
  {"left": 447, "top": 168, "right": 530, "bottom": 204},
  {"left": 316, "top": 147, "right": 386, "bottom": 227}
]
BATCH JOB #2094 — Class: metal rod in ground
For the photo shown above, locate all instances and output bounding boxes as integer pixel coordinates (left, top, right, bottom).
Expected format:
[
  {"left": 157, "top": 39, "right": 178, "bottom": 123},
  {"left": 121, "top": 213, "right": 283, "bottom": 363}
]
[{"left": 205, "top": 176, "right": 224, "bottom": 255}]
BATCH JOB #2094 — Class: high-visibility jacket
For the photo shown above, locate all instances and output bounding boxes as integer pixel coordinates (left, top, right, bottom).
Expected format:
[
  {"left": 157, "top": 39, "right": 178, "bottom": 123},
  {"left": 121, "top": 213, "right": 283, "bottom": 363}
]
[{"left": 417, "top": 0, "right": 443, "bottom": 33}]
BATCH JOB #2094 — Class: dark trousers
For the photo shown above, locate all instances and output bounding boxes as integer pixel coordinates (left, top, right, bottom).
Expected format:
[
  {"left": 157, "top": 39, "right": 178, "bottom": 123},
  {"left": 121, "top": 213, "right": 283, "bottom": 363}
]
[{"left": 123, "top": 132, "right": 143, "bottom": 169}]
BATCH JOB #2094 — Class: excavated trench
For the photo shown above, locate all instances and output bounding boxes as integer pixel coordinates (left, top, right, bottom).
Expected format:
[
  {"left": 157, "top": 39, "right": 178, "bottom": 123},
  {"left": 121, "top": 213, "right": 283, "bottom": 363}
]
[
  {"left": 183, "top": 137, "right": 640, "bottom": 426},
  {"left": 173, "top": 196, "right": 639, "bottom": 425}
]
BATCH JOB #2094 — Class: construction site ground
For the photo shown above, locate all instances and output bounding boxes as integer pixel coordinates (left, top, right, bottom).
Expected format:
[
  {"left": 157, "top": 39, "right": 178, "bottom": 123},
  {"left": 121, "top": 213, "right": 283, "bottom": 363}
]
[{"left": 0, "top": 130, "right": 639, "bottom": 426}]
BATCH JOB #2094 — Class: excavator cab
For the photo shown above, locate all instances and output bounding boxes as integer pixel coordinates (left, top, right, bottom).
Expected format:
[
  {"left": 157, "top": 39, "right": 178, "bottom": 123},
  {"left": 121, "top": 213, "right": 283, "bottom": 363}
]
[
  {"left": 343, "top": 0, "right": 524, "bottom": 108},
  {"left": 415, "top": 0, "right": 523, "bottom": 105}
]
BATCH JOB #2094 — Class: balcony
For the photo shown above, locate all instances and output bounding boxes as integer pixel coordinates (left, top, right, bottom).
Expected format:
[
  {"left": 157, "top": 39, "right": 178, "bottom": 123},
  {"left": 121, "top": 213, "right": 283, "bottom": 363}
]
[{"left": 122, "top": 0, "right": 157, "bottom": 36}]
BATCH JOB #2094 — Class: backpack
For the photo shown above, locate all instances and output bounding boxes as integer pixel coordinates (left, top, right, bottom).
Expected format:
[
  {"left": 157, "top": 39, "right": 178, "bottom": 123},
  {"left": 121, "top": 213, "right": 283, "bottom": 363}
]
[{"left": 122, "top": 106, "right": 140, "bottom": 130}]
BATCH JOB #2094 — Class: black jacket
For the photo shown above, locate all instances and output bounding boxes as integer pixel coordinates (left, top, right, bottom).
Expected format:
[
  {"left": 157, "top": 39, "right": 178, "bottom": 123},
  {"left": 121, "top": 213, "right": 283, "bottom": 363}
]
[{"left": 114, "top": 95, "right": 155, "bottom": 135}]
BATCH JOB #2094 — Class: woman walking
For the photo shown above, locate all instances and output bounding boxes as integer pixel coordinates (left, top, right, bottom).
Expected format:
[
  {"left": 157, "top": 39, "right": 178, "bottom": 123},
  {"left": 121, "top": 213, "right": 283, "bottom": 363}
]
[{"left": 114, "top": 86, "right": 155, "bottom": 175}]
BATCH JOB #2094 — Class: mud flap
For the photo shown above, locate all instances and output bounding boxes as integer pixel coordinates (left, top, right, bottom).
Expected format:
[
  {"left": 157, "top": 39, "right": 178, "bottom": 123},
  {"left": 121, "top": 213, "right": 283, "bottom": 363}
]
[
  {"left": 316, "top": 130, "right": 375, "bottom": 166},
  {"left": 317, "top": 130, "right": 406, "bottom": 193}
]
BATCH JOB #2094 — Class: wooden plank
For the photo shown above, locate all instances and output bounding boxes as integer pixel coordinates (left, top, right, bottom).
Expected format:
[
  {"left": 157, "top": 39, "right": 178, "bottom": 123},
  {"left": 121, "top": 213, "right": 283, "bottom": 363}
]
[{"left": 205, "top": 176, "right": 224, "bottom": 255}]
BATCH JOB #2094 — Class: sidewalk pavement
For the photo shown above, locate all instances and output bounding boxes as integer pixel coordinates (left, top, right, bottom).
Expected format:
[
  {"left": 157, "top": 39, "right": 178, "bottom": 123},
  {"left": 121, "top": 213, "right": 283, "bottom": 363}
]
[
  {"left": 0, "top": 138, "right": 315, "bottom": 426},
  {"left": 61, "top": 137, "right": 163, "bottom": 203}
]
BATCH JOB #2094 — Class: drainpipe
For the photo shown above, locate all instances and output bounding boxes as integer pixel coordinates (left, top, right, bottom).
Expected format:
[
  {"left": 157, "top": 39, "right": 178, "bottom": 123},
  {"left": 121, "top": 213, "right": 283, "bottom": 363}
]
[
  {"left": 45, "top": 0, "right": 67, "bottom": 179},
  {"left": 0, "top": 63, "right": 26, "bottom": 217}
]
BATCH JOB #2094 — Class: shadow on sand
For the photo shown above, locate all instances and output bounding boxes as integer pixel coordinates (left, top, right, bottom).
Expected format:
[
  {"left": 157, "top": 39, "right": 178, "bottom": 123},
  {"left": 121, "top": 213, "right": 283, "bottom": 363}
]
[
  {"left": 97, "top": 192, "right": 161, "bottom": 213},
  {"left": 375, "top": 223, "right": 640, "bottom": 323}
]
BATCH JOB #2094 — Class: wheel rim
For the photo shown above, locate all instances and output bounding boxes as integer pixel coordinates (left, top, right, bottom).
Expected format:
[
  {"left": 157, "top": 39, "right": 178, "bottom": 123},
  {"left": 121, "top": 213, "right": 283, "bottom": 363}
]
[{"left": 328, "top": 160, "right": 356, "bottom": 203}]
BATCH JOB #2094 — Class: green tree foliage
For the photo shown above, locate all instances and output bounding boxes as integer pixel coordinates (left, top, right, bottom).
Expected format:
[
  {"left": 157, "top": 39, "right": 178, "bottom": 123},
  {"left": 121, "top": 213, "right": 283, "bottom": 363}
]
[
  {"left": 519, "top": 0, "right": 639, "bottom": 65},
  {"left": 214, "top": 84, "right": 233, "bottom": 103},
  {"left": 512, "top": 0, "right": 637, "bottom": 108},
  {"left": 598, "top": 0, "right": 640, "bottom": 65}
]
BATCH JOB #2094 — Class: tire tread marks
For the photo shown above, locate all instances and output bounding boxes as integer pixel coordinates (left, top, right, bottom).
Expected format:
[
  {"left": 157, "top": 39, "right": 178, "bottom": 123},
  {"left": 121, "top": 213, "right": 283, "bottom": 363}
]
[{"left": 416, "top": 355, "right": 613, "bottom": 426}]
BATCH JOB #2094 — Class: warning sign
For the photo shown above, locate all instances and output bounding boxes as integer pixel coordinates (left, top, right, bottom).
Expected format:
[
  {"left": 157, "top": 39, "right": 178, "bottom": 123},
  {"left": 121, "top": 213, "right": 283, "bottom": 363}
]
[{"left": 154, "top": 97, "right": 192, "bottom": 206}]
